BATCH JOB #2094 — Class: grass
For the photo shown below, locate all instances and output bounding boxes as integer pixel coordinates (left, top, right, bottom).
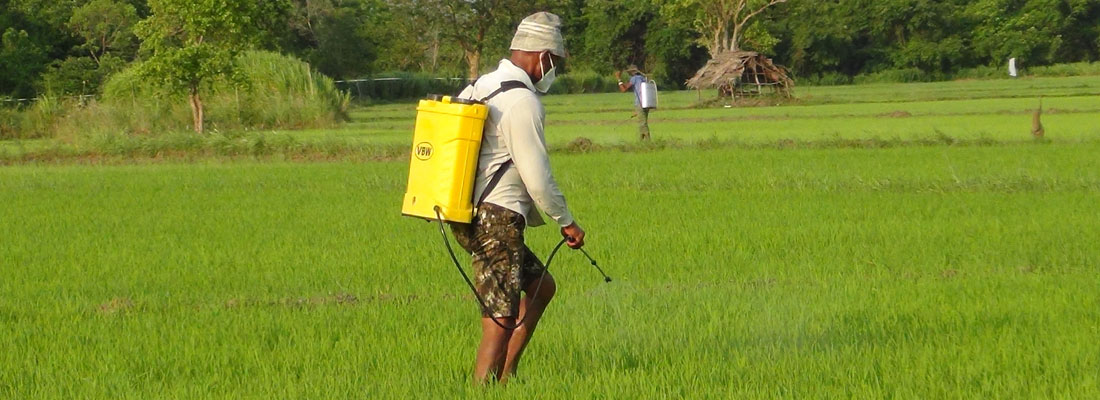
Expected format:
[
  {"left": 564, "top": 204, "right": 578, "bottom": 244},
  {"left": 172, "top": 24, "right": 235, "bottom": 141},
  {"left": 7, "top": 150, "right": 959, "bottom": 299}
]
[
  {"left": 1, "top": 75, "right": 1099, "bottom": 397},
  {"left": 4, "top": 74, "right": 1100, "bottom": 162},
  {"left": 2, "top": 146, "right": 1099, "bottom": 398},
  {"left": 296, "top": 75, "right": 1100, "bottom": 148}
]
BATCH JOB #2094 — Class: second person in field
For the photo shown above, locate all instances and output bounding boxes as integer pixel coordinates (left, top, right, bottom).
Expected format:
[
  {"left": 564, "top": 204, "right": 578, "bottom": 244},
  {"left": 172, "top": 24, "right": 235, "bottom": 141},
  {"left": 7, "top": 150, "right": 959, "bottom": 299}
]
[{"left": 616, "top": 65, "right": 652, "bottom": 140}]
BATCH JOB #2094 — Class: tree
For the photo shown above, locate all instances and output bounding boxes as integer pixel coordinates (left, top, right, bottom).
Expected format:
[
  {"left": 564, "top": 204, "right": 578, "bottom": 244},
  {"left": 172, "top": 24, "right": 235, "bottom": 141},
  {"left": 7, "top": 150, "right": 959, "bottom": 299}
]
[
  {"left": 39, "top": 55, "right": 127, "bottom": 95},
  {"left": 69, "top": 0, "right": 139, "bottom": 66},
  {"left": 281, "top": 0, "right": 383, "bottom": 79},
  {"left": 134, "top": 0, "right": 288, "bottom": 134},
  {"left": 367, "top": 1, "right": 461, "bottom": 74},
  {"left": 1, "top": 0, "right": 82, "bottom": 97},
  {"left": 967, "top": 0, "right": 1100, "bottom": 67},
  {"left": 1, "top": 28, "right": 48, "bottom": 98},
  {"left": 573, "top": 0, "right": 705, "bottom": 86},
  {"left": 401, "top": 0, "right": 530, "bottom": 79},
  {"left": 578, "top": 0, "right": 653, "bottom": 71},
  {"left": 663, "top": 0, "right": 788, "bottom": 57}
]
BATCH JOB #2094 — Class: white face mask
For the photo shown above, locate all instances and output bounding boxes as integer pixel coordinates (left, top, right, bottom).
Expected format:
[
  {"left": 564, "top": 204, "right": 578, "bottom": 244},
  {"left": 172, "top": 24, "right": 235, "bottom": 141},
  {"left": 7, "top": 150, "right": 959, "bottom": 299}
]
[{"left": 534, "top": 53, "right": 557, "bottom": 93}]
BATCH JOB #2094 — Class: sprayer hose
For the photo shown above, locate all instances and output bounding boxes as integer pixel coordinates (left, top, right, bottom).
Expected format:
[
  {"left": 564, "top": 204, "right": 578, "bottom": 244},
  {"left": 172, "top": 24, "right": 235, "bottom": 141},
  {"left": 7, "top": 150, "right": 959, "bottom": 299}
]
[{"left": 434, "top": 207, "right": 564, "bottom": 330}]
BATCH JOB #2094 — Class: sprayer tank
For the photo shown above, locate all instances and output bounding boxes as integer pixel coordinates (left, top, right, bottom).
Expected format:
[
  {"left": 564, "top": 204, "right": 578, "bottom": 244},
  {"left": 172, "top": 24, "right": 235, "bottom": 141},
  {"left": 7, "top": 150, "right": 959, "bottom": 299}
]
[
  {"left": 401, "top": 96, "right": 489, "bottom": 223},
  {"left": 639, "top": 81, "right": 658, "bottom": 110}
]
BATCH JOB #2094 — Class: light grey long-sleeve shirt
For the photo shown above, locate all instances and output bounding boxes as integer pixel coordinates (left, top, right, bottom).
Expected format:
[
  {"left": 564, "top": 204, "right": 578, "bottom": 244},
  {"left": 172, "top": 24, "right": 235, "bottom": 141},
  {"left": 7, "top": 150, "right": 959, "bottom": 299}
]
[{"left": 458, "top": 59, "right": 574, "bottom": 228}]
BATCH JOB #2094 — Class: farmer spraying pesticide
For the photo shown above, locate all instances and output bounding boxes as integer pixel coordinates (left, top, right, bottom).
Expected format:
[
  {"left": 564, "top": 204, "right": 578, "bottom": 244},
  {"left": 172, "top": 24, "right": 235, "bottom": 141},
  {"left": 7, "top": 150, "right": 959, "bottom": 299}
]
[
  {"left": 616, "top": 65, "right": 658, "bottom": 140},
  {"left": 400, "top": 12, "right": 588, "bottom": 384},
  {"left": 451, "top": 11, "right": 585, "bottom": 384}
]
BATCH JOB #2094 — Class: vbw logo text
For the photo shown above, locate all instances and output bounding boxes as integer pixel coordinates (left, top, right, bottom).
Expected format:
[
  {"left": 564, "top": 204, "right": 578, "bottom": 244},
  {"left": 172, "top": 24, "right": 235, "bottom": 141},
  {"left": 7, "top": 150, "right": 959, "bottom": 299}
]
[{"left": 415, "top": 142, "right": 433, "bottom": 160}]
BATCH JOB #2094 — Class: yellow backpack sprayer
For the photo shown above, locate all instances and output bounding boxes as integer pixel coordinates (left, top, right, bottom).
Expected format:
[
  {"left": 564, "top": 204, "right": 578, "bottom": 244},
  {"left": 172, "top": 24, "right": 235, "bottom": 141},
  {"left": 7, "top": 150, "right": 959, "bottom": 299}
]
[
  {"left": 401, "top": 81, "right": 611, "bottom": 330},
  {"left": 401, "top": 81, "right": 530, "bottom": 223},
  {"left": 400, "top": 94, "right": 489, "bottom": 223}
]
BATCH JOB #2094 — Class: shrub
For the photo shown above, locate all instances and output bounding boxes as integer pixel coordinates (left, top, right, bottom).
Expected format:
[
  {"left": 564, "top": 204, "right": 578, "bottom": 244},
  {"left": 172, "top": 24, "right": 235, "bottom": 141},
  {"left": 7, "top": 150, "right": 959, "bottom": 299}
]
[
  {"left": 548, "top": 70, "right": 619, "bottom": 95},
  {"left": 38, "top": 55, "right": 126, "bottom": 96},
  {"left": 0, "top": 108, "right": 18, "bottom": 139},
  {"left": 227, "top": 50, "right": 351, "bottom": 128},
  {"left": 952, "top": 65, "right": 1003, "bottom": 80},
  {"left": 1028, "top": 62, "right": 1100, "bottom": 77},
  {"left": 1, "top": 51, "right": 351, "bottom": 140},
  {"left": 854, "top": 68, "right": 946, "bottom": 84},
  {"left": 98, "top": 50, "right": 350, "bottom": 134},
  {"left": 0, "top": 96, "right": 71, "bottom": 140},
  {"left": 801, "top": 72, "right": 853, "bottom": 86}
]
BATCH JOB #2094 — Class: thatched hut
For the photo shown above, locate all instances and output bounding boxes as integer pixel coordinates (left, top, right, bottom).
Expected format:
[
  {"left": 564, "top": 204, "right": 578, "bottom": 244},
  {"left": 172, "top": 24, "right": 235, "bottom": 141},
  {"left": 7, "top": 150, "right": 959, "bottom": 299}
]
[{"left": 686, "top": 51, "right": 794, "bottom": 98}]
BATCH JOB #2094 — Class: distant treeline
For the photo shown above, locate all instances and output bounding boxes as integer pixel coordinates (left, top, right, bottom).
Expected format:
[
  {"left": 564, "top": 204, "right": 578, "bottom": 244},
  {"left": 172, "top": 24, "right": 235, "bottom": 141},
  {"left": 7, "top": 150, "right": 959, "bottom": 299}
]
[{"left": 3, "top": 0, "right": 1100, "bottom": 99}]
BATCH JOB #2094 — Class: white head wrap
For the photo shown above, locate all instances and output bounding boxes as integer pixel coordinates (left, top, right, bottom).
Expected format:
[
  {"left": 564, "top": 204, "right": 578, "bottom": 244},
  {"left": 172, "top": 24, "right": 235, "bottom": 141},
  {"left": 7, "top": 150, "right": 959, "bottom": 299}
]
[{"left": 509, "top": 12, "right": 567, "bottom": 58}]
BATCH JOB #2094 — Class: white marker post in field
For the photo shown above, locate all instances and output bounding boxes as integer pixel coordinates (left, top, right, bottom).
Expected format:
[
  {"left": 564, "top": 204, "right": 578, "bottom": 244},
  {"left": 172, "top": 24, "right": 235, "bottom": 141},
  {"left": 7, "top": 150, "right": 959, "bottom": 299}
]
[{"left": 1008, "top": 58, "right": 1018, "bottom": 78}]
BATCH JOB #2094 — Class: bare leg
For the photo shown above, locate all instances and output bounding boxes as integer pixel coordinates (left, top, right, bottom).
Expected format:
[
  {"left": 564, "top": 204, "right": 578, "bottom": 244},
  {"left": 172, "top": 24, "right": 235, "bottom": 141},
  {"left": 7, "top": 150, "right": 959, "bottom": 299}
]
[
  {"left": 501, "top": 273, "right": 557, "bottom": 380},
  {"left": 474, "top": 316, "right": 515, "bottom": 384}
]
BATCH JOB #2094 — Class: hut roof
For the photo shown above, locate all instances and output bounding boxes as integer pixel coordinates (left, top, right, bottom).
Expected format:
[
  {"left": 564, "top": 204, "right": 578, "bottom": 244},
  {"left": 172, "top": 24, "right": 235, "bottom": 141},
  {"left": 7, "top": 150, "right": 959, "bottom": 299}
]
[{"left": 686, "top": 51, "right": 794, "bottom": 93}]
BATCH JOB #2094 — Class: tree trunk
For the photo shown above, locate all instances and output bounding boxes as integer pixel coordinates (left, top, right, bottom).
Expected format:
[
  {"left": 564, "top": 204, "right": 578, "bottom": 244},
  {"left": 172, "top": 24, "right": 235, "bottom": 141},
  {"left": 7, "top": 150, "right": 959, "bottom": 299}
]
[
  {"left": 730, "top": 26, "right": 741, "bottom": 52},
  {"left": 429, "top": 32, "right": 439, "bottom": 72},
  {"left": 465, "top": 49, "right": 481, "bottom": 80},
  {"left": 711, "top": 25, "right": 723, "bottom": 58},
  {"left": 189, "top": 87, "right": 204, "bottom": 134}
]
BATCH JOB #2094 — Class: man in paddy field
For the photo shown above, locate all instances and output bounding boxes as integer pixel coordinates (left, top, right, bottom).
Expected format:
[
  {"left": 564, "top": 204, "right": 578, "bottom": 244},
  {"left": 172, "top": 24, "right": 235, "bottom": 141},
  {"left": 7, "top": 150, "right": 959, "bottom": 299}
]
[
  {"left": 616, "top": 65, "right": 651, "bottom": 140},
  {"left": 451, "top": 12, "right": 586, "bottom": 384}
]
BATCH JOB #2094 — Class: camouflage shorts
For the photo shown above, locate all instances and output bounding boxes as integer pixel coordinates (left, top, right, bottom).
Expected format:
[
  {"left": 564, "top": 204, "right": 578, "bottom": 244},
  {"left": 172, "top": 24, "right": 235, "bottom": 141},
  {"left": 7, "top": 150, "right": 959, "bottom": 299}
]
[{"left": 451, "top": 203, "right": 546, "bottom": 318}]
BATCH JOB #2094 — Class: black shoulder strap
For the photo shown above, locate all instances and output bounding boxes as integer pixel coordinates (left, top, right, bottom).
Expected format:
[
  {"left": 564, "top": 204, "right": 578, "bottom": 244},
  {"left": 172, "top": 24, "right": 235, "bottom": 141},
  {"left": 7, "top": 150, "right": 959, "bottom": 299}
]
[
  {"left": 472, "top": 80, "right": 529, "bottom": 207},
  {"left": 455, "top": 78, "right": 478, "bottom": 97},
  {"left": 477, "top": 159, "right": 513, "bottom": 207},
  {"left": 478, "top": 80, "right": 529, "bottom": 103}
]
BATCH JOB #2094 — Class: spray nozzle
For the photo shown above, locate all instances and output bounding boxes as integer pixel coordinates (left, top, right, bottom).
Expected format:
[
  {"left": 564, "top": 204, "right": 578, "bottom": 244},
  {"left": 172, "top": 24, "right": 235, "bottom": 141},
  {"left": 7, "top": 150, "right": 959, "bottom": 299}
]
[{"left": 579, "top": 248, "right": 612, "bottom": 283}]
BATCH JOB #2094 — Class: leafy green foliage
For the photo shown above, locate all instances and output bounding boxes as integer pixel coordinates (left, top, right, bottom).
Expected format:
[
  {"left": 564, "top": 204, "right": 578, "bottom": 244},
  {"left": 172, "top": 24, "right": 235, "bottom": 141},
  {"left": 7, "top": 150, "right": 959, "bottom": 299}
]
[
  {"left": 68, "top": 0, "right": 139, "bottom": 64},
  {"left": 1, "top": 0, "right": 84, "bottom": 97},
  {"left": 134, "top": 0, "right": 291, "bottom": 132},
  {"left": 965, "top": 0, "right": 1087, "bottom": 67},
  {"left": 660, "top": 0, "right": 788, "bottom": 57},
  {"left": 32, "top": 0, "right": 138, "bottom": 97},
  {"left": 3, "top": 0, "right": 1100, "bottom": 102},
  {"left": 576, "top": 0, "right": 652, "bottom": 71},
  {"left": 774, "top": 0, "right": 1100, "bottom": 78},
  {"left": 573, "top": 0, "right": 705, "bottom": 86},
  {"left": 0, "top": 28, "right": 49, "bottom": 98},
  {"left": 134, "top": 0, "right": 274, "bottom": 95},
  {"left": 38, "top": 55, "right": 127, "bottom": 96},
  {"left": 88, "top": 50, "right": 349, "bottom": 134},
  {"left": 286, "top": 1, "right": 381, "bottom": 79},
  {"left": 393, "top": 0, "right": 539, "bottom": 79}
]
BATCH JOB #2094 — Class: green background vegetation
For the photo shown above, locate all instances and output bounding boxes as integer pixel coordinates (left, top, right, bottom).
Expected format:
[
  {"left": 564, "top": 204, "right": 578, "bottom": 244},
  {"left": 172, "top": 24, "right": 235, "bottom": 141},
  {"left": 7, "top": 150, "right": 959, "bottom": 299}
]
[
  {"left": 2, "top": 1, "right": 1099, "bottom": 396},
  {"left": 4, "top": 0, "right": 1100, "bottom": 100},
  {"left": 0, "top": 51, "right": 349, "bottom": 141},
  {"left": 4, "top": 75, "right": 1100, "bottom": 162},
  {"left": 4, "top": 0, "right": 1100, "bottom": 139},
  {"left": 2, "top": 77, "right": 1099, "bottom": 397}
]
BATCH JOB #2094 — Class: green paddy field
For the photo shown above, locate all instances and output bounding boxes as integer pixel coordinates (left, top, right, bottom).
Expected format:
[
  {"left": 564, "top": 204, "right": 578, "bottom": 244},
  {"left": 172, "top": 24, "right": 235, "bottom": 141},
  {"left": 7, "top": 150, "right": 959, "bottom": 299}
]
[{"left": 2, "top": 76, "right": 1098, "bottom": 398}]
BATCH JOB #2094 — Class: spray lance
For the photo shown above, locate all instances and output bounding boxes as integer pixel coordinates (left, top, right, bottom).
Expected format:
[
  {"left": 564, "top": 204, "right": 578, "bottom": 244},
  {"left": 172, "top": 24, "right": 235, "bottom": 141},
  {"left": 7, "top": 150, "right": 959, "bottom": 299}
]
[{"left": 579, "top": 248, "right": 612, "bottom": 283}]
